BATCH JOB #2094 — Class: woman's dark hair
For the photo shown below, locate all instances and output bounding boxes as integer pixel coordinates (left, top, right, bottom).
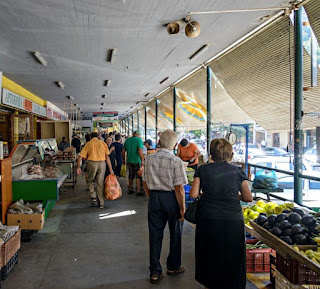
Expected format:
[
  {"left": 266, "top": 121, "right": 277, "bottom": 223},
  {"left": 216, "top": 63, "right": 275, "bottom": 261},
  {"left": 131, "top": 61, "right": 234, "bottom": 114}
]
[
  {"left": 180, "top": 138, "right": 189, "bottom": 147},
  {"left": 115, "top": 134, "right": 121, "bottom": 141},
  {"left": 210, "top": 138, "right": 233, "bottom": 163},
  {"left": 91, "top": 132, "right": 98, "bottom": 138},
  {"left": 109, "top": 132, "right": 113, "bottom": 136},
  {"left": 85, "top": 134, "right": 91, "bottom": 142}
]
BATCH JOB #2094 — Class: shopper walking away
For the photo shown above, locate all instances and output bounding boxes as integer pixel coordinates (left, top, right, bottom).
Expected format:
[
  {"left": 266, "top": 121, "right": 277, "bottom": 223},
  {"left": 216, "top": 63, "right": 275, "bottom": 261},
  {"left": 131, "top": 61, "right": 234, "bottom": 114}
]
[
  {"left": 190, "top": 138, "right": 252, "bottom": 289},
  {"left": 122, "top": 130, "right": 144, "bottom": 196},
  {"left": 77, "top": 132, "right": 114, "bottom": 209},
  {"left": 105, "top": 136, "right": 116, "bottom": 178},
  {"left": 144, "top": 139, "right": 156, "bottom": 155},
  {"left": 112, "top": 134, "right": 123, "bottom": 177},
  {"left": 58, "top": 136, "right": 70, "bottom": 151},
  {"left": 71, "top": 134, "right": 82, "bottom": 154},
  {"left": 177, "top": 138, "right": 201, "bottom": 170},
  {"left": 143, "top": 129, "right": 187, "bottom": 284}
]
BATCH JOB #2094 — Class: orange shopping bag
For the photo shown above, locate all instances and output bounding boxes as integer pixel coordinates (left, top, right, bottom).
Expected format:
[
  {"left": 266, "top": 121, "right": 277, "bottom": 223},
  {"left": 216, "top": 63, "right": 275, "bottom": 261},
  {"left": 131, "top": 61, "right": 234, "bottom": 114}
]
[{"left": 105, "top": 174, "right": 122, "bottom": 200}]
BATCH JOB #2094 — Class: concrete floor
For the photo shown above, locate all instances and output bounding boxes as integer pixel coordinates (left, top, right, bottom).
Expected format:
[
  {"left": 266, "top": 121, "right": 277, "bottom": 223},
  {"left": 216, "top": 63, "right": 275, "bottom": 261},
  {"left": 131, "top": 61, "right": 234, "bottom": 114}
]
[{"left": 1, "top": 177, "right": 268, "bottom": 289}]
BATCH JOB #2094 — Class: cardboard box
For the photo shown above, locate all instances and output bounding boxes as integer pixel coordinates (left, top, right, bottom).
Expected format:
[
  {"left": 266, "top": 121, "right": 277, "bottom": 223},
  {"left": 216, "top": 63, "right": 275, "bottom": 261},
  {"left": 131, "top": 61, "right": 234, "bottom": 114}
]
[{"left": 7, "top": 210, "right": 45, "bottom": 230}]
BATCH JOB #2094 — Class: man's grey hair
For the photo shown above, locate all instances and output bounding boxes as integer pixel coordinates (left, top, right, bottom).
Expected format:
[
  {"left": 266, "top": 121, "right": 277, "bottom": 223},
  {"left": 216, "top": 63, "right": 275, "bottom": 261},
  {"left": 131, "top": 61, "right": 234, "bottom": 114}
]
[{"left": 160, "top": 129, "right": 177, "bottom": 149}]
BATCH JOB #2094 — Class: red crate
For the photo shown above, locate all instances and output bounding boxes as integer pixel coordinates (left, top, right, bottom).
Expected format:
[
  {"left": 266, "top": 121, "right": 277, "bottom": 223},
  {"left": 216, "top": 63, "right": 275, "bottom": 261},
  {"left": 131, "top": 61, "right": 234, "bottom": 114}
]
[
  {"left": 246, "top": 248, "right": 275, "bottom": 272},
  {"left": 276, "top": 253, "right": 320, "bottom": 285}
]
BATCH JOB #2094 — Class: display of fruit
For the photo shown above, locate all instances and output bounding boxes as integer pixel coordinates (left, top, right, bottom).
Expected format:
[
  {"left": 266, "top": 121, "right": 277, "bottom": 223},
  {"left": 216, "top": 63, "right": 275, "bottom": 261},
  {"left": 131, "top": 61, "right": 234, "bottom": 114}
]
[
  {"left": 253, "top": 206, "right": 320, "bottom": 245},
  {"left": 243, "top": 200, "right": 295, "bottom": 226},
  {"left": 294, "top": 246, "right": 320, "bottom": 264}
]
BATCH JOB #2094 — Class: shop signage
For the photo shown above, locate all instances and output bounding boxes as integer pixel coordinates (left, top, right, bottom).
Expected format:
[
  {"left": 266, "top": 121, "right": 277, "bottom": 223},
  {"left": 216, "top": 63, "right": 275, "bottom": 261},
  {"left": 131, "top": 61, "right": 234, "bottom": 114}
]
[
  {"left": 32, "top": 103, "right": 47, "bottom": 117},
  {"left": 2, "top": 88, "right": 47, "bottom": 117},
  {"left": 92, "top": 111, "right": 118, "bottom": 122},
  {"left": 46, "top": 101, "right": 68, "bottom": 120}
]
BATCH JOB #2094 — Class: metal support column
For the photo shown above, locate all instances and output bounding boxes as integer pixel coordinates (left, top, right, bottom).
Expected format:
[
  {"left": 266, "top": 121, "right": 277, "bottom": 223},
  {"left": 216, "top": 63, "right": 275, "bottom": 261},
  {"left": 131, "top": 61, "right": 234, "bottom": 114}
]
[
  {"left": 155, "top": 99, "right": 158, "bottom": 144},
  {"left": 144, "top": 106, "right": 147, "bottom": 141},
  {"left": 231, "top": 124, "right": 249, "bottom": 175},
  {"left": 132, "top": 114, "right": 134, "bottom": 132},
  {"left": 207, "top": 66, "right": 212, "bottom": 154},
  {"left": 173, "top": 87, "right": 177, "bottom": 132},
  {"left": 137, "top": 110, "right": 139, "bottom": 133},
  {"left": 294, "top": 7, "right": 303, "bottom": 205}
]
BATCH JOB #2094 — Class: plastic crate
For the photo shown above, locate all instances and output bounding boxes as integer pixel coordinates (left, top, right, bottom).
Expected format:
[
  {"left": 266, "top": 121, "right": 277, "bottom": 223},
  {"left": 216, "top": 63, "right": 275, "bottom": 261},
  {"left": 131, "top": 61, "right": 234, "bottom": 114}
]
[
  {"left": 276, "top": 253, "right": 320, "bottom": 285},
  {"left": 246, "top": 248, "right": 275, "bottom": 272},
  {"left": 270, "top": 252, "right": 277, "bottom": 286},
  {"left": 1, "top": 252, "right": 18, "bottom": 280},
  {"left": 275, "top": 269, "right": 305, "bottom": 289}
]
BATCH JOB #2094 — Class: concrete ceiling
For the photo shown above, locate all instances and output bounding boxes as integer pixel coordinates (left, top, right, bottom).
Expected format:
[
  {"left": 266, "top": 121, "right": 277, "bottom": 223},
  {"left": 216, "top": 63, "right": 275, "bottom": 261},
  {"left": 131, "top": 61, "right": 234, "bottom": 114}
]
[{"left": 0, "top": 0, "right": 293, "bottom": 117}]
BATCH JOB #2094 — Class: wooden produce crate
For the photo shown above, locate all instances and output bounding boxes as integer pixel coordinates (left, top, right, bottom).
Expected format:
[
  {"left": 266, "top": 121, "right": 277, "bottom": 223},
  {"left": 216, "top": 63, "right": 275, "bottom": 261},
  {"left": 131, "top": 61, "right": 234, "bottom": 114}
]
[
  {"left": 250, "top": 221, "right": 320, "bottom": 275},
  {"left": 2, "top": 229, "right": 21, "bottom": 265}
]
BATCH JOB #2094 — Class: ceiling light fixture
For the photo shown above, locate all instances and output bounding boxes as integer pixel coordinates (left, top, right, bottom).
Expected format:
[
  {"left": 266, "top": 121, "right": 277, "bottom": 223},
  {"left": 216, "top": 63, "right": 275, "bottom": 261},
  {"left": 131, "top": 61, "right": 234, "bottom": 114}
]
[
  {"left": 160, "top": 77, "right": 169, "bottom": 85},
  {"left": 107, "top": 49, "right": 117, "bottom": 63},
  {"left": 101, "top": 103, "right": 104, "bottom": 106},
  {"left": 67, "top": 95, "right": 74, "bottom": 100},
  {"left": 104, "top": 80, "right": 110, "bottom": 87},
  {"left": 102, "top": 95, "right": 106, "bottom": 98},
  {"left": 189, "top": 44, "right": 210, "bottom": 61},
  {"left": 145, "top": 93, "right": 150, "bottom": 97},
  {"left": 33, "top": 51, "right": 47, "bottom": 66},
  {"left": 56, "top": 81, "right": 65, "bottom": 89}
]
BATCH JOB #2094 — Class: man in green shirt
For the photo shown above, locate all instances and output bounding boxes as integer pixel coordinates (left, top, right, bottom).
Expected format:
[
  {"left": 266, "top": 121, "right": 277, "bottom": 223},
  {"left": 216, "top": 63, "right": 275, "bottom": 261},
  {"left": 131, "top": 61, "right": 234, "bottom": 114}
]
[{"left": 122, "top": 130, "right": 144, "bottom": 196}]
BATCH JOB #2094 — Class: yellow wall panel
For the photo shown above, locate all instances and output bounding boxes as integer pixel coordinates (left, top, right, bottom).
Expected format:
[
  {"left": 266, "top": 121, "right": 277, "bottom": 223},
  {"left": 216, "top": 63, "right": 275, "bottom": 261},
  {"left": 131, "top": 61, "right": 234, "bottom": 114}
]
[{"left": 2, "top": 76, "right": 46, "bottom": 106}]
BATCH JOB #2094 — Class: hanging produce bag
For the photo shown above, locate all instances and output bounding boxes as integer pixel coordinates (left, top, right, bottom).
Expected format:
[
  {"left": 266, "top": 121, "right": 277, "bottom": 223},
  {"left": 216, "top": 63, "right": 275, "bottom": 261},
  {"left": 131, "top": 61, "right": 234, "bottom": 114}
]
[
  {"left": 120, "top": 164, "right": 126, "bottom": 178},
  {"left": 252, "top": 169, "right": 278, "bottom": 190},
  {"left": 105, "top": 174, "right": 122, "bottom": 200}
]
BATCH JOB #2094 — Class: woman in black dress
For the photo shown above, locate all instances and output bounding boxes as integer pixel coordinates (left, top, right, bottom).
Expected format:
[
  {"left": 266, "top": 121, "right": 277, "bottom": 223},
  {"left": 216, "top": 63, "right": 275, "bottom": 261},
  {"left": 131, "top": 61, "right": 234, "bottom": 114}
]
[{"left": 190, "top": 138, "right": 252, "bottom": 289}]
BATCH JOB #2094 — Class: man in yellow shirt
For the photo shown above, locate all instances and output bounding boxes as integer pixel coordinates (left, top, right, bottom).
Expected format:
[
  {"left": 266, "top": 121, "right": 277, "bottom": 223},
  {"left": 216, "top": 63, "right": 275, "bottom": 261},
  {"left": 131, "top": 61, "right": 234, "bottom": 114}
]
[{"left": 77, "top": 132, "right": 114, "bottom": 208}]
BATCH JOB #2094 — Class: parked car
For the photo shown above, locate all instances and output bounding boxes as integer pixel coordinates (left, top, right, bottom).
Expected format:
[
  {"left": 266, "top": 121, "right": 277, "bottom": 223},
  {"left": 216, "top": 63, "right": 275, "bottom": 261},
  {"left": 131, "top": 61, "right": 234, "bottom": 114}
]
[
  {"left": 233, "top": 144, "right": 264, "bottom": 162},
  {"left": 304, "top": 147, "right": 318, "bottom": 164},
  {"left": 250, "top": 156, "right": 320, "bottom": 190},
  {"left": 262, "top": 147, "right": 290, "bottom": 157}
]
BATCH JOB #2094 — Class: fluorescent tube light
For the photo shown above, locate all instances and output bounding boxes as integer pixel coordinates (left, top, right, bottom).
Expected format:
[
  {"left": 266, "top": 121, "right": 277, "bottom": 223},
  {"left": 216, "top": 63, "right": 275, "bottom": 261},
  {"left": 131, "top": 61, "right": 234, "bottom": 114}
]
[
  {"left": 108, "top": 49, "right": 117, "bottom": 63},
  {"left": 189, "top": 44, "right": 210, "bottom": 61},
  {"left": 159, "top": 77, "right": 169, "bottom": 85},
  {"left": 56, "top": 81, "right": 65, "bottom": 89},
  {"left": 67, "top": 96, "right": 74, "bottom": 100},
  {"left": 104, "top": 80, "right": 110, "bottom": 87},
  {"left": 33, "top": 51, "right": 47, "bottom": 66}
]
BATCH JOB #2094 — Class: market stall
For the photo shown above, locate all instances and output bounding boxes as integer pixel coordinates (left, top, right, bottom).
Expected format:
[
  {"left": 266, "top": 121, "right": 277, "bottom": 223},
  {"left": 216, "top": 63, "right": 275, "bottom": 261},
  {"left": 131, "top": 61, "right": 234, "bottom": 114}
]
[
  {"left": 10, "top": 139, "right": 67, "bottom": 222},
  {"left": 244, "top": 199, "right": 320, "bottom": 287}
]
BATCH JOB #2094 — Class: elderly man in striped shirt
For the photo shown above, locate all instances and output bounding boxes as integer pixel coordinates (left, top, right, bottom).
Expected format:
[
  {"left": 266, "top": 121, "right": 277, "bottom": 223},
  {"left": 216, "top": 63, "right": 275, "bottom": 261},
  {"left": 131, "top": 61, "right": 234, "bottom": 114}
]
[{"left": 142, "top": 129, "right": 187, "bottom": 284}]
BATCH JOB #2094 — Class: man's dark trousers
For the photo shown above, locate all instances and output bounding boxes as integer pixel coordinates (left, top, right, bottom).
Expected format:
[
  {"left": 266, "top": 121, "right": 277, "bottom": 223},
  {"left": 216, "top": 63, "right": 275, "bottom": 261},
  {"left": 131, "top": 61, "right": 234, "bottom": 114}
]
[{"left": 148, "top": 190, "right": 183, "bottom": 275}]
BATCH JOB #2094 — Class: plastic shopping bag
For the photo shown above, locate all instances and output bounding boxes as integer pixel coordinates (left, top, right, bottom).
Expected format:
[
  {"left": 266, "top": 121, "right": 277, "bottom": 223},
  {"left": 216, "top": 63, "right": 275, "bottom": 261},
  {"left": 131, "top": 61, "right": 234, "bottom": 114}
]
[
  {"left": 252, "top": 169, "right": 278, "bottom": 190},
  {"left": 105, "top": 175, "right": 122, "bottom": 200},
  {"left": 120, "top": 164, "right": 126, "bottom": 178}
]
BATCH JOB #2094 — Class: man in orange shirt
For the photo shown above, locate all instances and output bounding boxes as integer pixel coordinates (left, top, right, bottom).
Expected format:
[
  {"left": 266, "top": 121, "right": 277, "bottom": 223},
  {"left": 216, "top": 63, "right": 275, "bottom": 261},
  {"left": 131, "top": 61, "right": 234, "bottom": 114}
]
[
  {"left": 77, "top": 132, "right": 114, "bottom": 208},
  {"left": 177, "top": 138, "right": 202, "bottom": 170}
]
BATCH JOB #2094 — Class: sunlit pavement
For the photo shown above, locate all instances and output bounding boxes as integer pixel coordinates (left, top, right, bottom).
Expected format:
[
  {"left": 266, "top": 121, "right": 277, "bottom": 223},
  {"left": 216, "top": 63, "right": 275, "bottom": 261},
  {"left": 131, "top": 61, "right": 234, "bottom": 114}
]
[{"left": 1, "top": 177, "right": 266, "bottom": 289}]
